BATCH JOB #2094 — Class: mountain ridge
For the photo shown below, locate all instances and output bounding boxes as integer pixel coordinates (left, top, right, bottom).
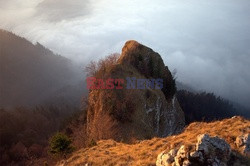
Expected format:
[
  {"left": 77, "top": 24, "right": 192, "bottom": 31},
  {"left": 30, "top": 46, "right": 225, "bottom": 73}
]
[{"left": 58, "top": 116, "right": 250, "bottom": 166}]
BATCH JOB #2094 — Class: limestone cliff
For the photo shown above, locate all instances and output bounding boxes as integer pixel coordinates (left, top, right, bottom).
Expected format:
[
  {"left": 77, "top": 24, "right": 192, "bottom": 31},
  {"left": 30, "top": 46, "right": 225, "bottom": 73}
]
[{"left": 86, "top": 40, "right": 185, "bottom": 142}]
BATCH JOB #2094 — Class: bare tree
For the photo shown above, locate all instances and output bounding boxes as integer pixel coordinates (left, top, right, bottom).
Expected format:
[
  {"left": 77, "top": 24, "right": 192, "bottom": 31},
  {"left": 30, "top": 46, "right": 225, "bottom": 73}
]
[
  {"left": 84, "top": 53, "right": 120, "bottom": 77},
  {"left": 84, "top": 61, "right": 97, "bottom": 77}
]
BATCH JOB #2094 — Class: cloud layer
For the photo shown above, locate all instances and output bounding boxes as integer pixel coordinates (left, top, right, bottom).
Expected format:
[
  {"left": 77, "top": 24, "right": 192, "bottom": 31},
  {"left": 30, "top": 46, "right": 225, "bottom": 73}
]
[
  {"left": 0, "top": 0, "right": 250, "bottom": 108},
  {"left": 36, "top": 0, "right": 91, "bottom": 22}
]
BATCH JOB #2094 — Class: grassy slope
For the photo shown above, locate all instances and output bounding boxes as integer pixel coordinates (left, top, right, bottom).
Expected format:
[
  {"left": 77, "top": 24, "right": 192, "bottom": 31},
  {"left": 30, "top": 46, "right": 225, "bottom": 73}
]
[{"left": 59, "top": 116, "right": 250, "bottom": 166}]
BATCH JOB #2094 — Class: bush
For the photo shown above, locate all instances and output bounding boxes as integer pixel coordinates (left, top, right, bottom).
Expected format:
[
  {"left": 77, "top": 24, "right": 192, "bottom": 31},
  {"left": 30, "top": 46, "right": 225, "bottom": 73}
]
[
  {"left": 88, "top": 139, "right": 97, "bottom": 147},
  {"left": 49, "top": 132, "right": 74, "bottom": 156},
  {"left": 84, "top": 53, "right": 119, "bottom": 77}
]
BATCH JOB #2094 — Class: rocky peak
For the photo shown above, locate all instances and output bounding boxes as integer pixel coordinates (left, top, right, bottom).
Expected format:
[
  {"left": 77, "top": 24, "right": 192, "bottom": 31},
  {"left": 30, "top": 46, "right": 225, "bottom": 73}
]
[
  {"left": 118, "top": 40, "right": 176, "bottom": 99},
  {"left": 86, "top": 40, "right": 185, "bottom": 143}
]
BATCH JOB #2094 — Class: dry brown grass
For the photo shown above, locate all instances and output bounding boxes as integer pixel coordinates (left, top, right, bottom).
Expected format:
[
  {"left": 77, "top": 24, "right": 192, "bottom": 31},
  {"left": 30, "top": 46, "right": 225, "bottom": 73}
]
[{"left": 60, "top": 116, "right": 250, "bottom": 166}]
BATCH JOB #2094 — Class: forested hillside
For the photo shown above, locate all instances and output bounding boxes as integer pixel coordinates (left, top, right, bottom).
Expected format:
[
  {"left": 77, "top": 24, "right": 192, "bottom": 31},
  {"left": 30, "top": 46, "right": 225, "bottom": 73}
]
[{"left": 177, "top": 90, "right": 240, "bottom": 124}]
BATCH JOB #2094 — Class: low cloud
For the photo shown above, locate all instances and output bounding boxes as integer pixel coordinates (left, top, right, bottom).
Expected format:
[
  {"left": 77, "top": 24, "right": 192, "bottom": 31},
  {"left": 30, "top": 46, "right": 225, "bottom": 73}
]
[
  {"left": 35, "top": 0, "right": 91, "bottom": 22},
  {"left": 0, "top": 0, "right": 250, "bottom": 108}
]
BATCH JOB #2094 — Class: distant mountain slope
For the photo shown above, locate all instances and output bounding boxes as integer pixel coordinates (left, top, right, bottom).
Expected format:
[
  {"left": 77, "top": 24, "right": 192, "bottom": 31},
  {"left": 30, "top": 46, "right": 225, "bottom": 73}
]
[
  {"left": 175, "top": 83, "right": 250, "bottom": 121},
  {"left": 0, "top": 29, "right": 83, "bottom": 108},
  {"left": 176, "top": 90, "right": 241, "bottom": 124}
]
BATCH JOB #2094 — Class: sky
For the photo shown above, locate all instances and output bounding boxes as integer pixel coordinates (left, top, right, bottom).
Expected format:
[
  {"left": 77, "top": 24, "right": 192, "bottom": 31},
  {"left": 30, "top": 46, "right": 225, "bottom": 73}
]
[{"left": 0, "top": 0, "right": 250, "bottom": 108}]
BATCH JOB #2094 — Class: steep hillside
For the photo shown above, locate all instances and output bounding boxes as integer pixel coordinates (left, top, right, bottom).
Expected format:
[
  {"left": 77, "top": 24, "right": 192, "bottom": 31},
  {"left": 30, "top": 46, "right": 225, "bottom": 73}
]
[
  {"left": 58, "top": 116, "right": 250, "bottom": 166},
  {"left": 0, "top": 29, "right": 83, "bottom": 108}
]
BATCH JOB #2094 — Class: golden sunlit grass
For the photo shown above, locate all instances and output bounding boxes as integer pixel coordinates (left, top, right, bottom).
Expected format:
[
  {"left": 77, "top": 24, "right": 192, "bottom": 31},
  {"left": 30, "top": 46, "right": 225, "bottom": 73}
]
[{"left": 59, "top": 116, "right": 250, "bottom": 166}]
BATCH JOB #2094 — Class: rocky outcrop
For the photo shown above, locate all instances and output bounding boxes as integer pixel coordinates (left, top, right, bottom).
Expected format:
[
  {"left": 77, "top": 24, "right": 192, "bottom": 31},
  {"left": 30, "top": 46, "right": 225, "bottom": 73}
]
[
  {"left": 86, "top": 40, "right": 185, "bottom": 142},
  {"left": 156, "top": 134, "right": 231, "bottom": 166},
  {"left": 235, "top": 134, "right": 250, "bottom": 156},
  {"left": 118, "top": 40, "right": 177, "bottom": 100}
]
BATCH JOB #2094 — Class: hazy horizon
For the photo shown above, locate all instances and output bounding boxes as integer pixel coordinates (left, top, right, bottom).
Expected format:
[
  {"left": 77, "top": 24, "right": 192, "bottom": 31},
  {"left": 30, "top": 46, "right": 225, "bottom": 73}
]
[{"left": 1, "top": 0, "right": 250, "bottom": 109}]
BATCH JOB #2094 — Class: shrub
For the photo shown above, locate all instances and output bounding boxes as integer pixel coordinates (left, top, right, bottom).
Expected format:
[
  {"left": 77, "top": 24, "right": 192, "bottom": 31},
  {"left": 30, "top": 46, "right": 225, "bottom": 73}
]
[
  {"left": 49, "top": 132, "right": 74, "bottom": 156},
  {"left": 88, "top": 139, "right": 97, "bottom": 147},
  {"left": 44, "top": 161, "right": 48, "bottom": 166},
  {"left": 84, "top": 53, "right": 119, "bottom": 77}
]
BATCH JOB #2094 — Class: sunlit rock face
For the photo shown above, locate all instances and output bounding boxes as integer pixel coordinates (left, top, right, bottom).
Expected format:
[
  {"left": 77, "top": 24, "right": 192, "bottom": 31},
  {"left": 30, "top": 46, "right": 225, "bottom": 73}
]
[
  {"left": 235, "top": 134, "right": 250, "bottom": 156},
  {"left": 156, "top": 134, "right": 232, "bottom": 166},
  {"left": 86, "top": 40, "right": 185, "bottom": 142}
]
